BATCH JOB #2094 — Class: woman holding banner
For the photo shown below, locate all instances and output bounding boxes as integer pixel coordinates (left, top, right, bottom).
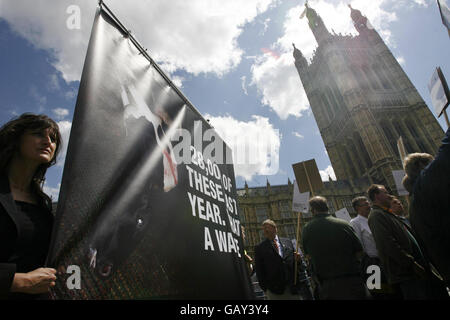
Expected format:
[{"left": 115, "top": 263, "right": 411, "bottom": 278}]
[{"left": 0, "top": 113, "right": 61, "bottom": 299}]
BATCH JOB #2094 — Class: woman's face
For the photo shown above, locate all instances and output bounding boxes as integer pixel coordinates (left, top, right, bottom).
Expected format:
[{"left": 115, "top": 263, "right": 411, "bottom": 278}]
[{"left": 18, "top": 128, "right": 57, "bottom": 165}]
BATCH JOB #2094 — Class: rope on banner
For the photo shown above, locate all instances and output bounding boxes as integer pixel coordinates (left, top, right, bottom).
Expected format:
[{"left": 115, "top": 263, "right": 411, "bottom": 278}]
[{"left": 97, "top": 1, "right": 206, "bottom": 122}]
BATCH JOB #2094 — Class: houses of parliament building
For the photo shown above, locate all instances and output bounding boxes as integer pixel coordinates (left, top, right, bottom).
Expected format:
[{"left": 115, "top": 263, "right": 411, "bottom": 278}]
[{"left": 237, "top": 3, "right": 444, "bottom": 257}]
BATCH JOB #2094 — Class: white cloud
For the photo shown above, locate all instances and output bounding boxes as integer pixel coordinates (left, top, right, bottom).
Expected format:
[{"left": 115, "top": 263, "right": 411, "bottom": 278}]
[
  {"left": 251, "top": 52, "right": 309, "bottom": 119},
  {"left": 43, "top": 182, "right": 61, "bottom": 202},
  {"left": 170, "top": 75, "right": 184, "bottom": 89},
  {"left": 205, "top": 114, "right": 280, "bottom": 181},
  {"left": 249, "top": 4, "right": 316, "bottom": 120},
  {"left": 241, "top": 76, "right": 248, "bottom": 95},
  {"left": 250, "top": 0, "right": 399, "bottom": 120},
  {"left": 9, "top": 109, "right": 20, "bottom": 117},
  {"left": 413, "top": 0, "right": 429, "bottom": 7},
  {"left": 52, "top": 108, "right": 69, "bottom": 119},
  {"left": 48, "top": 73, "right": 60, "bottom": 91},
  {"left": 0, "top": 0, "right": 95, "bottom": 83},
  {"left": 29, "top": 85, "right": 47, "bottom": 111},
  {"left": 277, "top": 5, "right": 317, "bottom": 61},
  {"left": 260, "top": 18, "right": 271, "bottom": 35},
  {"left": 284, "top": 0, "right": 398, "bottom": 56},
  {"left": 350, "top": 0, "right": 397, "bottom": 45},
  {"left": 0, "top": 0, "right": 276, "bottom": 82},
  {"left": 64, "top": 88, "right": 77, "bottom": 100},
  {"left": 396, "top": 56, "right": 405, "bottom": 66},
  {"left": 319, "top": 165, "right": 336, "bottom": 182},
  {"left": 292, "top": 131, "right": 304, "bottom": 139}
]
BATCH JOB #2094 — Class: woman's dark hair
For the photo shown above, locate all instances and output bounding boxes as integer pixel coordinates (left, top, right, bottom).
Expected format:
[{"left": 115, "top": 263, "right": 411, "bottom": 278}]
[{"left": 0, "top": 113, "right": 62, "bottom": 210}]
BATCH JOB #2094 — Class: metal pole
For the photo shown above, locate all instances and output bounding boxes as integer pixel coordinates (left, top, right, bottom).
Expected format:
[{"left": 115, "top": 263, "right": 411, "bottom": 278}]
[
  {"left": 98, "top": 1, "right": 208, "bottom": 124},
  {"left": 294, "top": 210, "right": 302, "bottom": 285},
  {"left": 444, "top": 109, "right": 450, "bottom": 129},
  {"left": 303, "top": 162, "right": 315, "bottom": 197},
  {"left": 295, "top": 162, "right": 314, "bottom": 285}
]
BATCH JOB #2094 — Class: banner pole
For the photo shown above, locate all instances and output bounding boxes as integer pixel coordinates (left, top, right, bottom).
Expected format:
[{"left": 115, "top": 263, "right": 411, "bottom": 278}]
[
  {"left": 302, "top": 162, "right": 315, "bottom": 197},
  {"left": 98, "top": 1, "right": 207, "bottom": 124},
  {"left": 295, "top": 162, "right": 314, "bottom": 285},
  {"left": 444, "top": 109, "right": 450, "bottom": 129},
  {"left": 294, "top": 210, "right": 302, "bottom": 285}
]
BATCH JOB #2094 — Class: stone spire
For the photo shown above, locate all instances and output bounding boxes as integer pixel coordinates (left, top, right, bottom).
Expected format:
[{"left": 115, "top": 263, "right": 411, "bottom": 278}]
[
  {"left": 304, "top": 2, "right": 330, "bottom": 44},
  {"left": 292, "top": 43, "right": 308, "bottom": 70},
  {"left": 348, "top": 4, "right": 373, "bottom": 34}
]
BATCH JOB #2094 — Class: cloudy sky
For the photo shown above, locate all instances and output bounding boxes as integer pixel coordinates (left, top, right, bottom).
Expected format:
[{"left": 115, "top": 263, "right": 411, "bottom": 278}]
[{"left": 0, "top": 0, "right": 449, "bottom": 200}]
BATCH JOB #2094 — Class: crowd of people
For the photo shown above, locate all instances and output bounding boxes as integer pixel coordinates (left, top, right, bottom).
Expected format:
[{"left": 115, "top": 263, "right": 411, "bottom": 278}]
[
  {"left": 1, "top": 112, "right": 449, "bottom": 300},
  {"left": 252, "top": 127, "right": 450, "bottom": 300}
]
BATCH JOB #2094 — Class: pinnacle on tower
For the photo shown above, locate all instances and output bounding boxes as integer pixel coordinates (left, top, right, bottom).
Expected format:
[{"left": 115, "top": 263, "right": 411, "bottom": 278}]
[
  {"left": 303, "top": 2, "right": 330, "bottom": 44},
  {"left": 293, "top": 43, "right": 307, "bottom": 70},
  {"left": 348, "top": 4, "right": 373, "bottom": 33}
]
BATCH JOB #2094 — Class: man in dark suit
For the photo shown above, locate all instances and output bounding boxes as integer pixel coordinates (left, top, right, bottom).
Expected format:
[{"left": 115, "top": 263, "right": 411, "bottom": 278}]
[
  {"left": 367, "top": 184, "right": 448, "bottom": 299},
  {"left": 402, "top": 128, "right": 450, "bottom": 288},
  {"left": 254, "top": 219, "right": 301, "bottom": 300}
]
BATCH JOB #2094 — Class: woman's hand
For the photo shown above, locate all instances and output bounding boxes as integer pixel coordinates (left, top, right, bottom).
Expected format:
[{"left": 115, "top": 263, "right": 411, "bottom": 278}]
[{"left": 10, "top": 268, "right": 57, "bottom": 294}]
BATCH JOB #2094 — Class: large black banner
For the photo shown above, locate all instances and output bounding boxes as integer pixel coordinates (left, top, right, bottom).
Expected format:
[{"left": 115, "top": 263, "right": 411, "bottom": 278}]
[{"left": 47, "top": 7, "right": 253, "bottom": 299}]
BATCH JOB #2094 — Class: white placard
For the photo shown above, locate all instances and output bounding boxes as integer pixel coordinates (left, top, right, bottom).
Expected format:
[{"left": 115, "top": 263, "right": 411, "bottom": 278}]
[
  {"left": 428, "top": 67, "right": 449, "bottom": 117},
  {"left": 292, "top": 181, "right": 310, "bottom": 216},
  {"left": 335, "top": 207, "right": 351, "bottom": 222},
  {"left": 392, "top": 169, "right": 409, "bottom": 196}
]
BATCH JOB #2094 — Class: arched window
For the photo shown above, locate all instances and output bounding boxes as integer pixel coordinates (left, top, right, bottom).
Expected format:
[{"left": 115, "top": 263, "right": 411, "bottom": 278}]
[
  {"left": 348, "top": 138, "right": 364, "bottom": 176},
  {"left": 331, "top": 86, "right": 346, "bottom": 112},
  {"left": 343, "top": 144, "right": 358, "bottom": 178},
  {"left": 324, "top": 89, "right": 335, "bottom": 120},
  {"left": 362, "top": 65, "right": 380, "bottom": 90},
  {"left": 372, "top": 64, "right": 390, "bottom": 90},
  {"left": 380, "top": 121, "right": 396, "bottom": 154},
  {"left": 351, "top": 66, "right": 369, "bottom": 90},
  {"left": 406, "top": 120, "right": 428, "bottom": 153},
  {"left": 354, "top": 133, "right": 372, "bottom": 168},
  {"left": 380, "top": 59, "right": 397, "bottom": 90},
  {"left": 255, "top": 205, "right": 268, "bottom": 223},
  {"left": 320, "top": 95, "right": 332, "bottom": 124},
  {"left": 394, "top": 121, "right": 414, "bottom": 153}
]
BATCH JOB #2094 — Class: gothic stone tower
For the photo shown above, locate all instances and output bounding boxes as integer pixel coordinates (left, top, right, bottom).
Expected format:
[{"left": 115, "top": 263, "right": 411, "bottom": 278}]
[{"left": 293, "top": 3, "right": 444, "bottom": 192}]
